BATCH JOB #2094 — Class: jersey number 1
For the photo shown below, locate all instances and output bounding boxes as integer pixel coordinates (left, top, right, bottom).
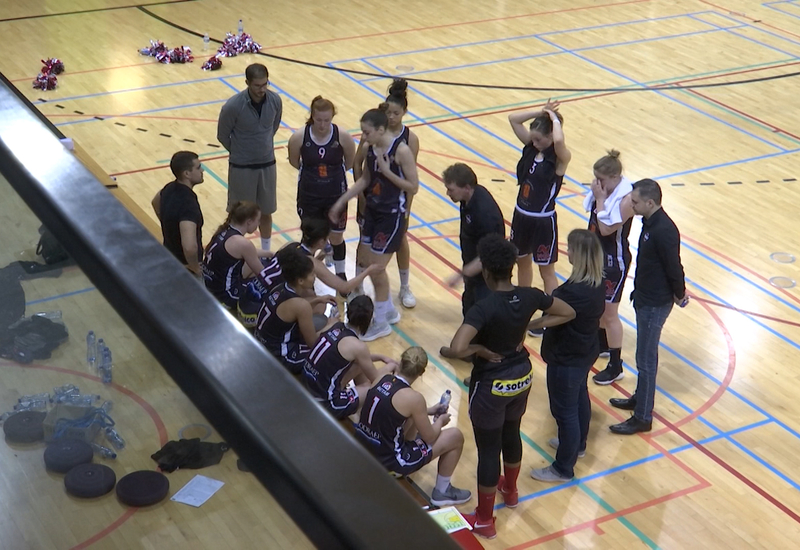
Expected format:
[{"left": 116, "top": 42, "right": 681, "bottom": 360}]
[{"left": 367, "top": 396, "right": 380, "bottom": 425}]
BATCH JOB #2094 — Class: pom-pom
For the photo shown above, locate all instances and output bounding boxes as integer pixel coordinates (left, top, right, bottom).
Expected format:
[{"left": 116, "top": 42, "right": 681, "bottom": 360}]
[
  {"left": 215, "top": 32, "right": 262, "bottom": 58},
  {"left": 33, "top": 73, "right": 58, "bottom": 90},
  {"left": 41, "top": 58, "right": 64, "bottom": 75},
  {"left": 168, "top": 46, "right": 194, "bottom": 64},
  {"left": 202, "top": 56, "right": 223, "bottom": 71}
]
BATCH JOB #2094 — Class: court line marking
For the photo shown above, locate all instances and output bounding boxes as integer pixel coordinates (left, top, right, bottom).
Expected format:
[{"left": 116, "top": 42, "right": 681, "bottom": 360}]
[
  {"left": 25, "top": 286, "right": 96, "bottom": 305},
  {"left": 0, "top": 0, "right": 196, "bottom": 23}
]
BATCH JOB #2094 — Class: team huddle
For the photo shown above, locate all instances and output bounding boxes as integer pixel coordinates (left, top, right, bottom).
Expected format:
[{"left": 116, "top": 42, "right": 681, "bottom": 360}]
[{"left": 153, "top": 62, "right": 687, "bottom": 539}]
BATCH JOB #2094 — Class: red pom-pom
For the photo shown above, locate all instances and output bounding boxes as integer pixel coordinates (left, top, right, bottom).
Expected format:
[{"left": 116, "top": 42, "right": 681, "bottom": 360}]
[
  {"left": 33, "top": 73, "right": 58, "bottom": 90},
  {"left": 41, "top": 58, "right": 65, "bottom": 75},
  {"left": 168, "top": 46, "right": 194, "bottom": 64},
  {"left": 202, "top": 56, "right": 223, "bottom": 71},
  {"left": 139, "top": 40, "right": 168, "bottom": 58},
  {"left": 214, "top": 32, "right": 262, "bottom": 58}
]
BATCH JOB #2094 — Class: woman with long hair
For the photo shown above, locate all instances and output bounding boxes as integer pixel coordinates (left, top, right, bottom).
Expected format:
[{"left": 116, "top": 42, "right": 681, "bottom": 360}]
[
  {"left": 530, "top": 229, "right": 606, "bottom": 482},
  {"left": 202, "top": 200, "right": 271, "bottom": 310}
]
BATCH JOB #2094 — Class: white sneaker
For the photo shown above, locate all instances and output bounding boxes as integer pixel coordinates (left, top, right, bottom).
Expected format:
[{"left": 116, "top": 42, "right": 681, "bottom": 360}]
[
  {"left": 360, "top": 320, "right": 392, "bottom": 342},
  {"left": 398, "top": 286, "right": 416, "bottom": 308},
  {"left": 385, "top": 308, "right": 401, "bottom": 325}
]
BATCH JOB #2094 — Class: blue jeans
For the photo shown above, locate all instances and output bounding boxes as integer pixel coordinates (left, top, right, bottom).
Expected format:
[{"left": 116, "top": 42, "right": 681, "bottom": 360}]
[
  {"left": 546, "top": 363, "right": 592, "bottom": 478},
  {"left": 633, "top": 302, "right": 674, "bottom": 423}
]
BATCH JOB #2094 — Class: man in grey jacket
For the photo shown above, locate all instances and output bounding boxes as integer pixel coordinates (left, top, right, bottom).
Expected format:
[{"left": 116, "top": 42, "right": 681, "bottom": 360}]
[{"left": 217, "top": 63, "right": 283, "bottom": 251}]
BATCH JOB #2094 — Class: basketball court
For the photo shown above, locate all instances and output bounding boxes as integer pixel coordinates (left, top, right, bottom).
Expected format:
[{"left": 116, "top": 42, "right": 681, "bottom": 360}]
[{"left": 2, "top": 0, "right": 800, "bottom": 547}]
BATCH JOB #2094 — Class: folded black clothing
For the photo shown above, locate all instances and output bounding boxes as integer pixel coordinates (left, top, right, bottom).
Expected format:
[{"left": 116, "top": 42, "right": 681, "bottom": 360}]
[{"left": 151, "top": 438, "right": 230, "bottom": 472}]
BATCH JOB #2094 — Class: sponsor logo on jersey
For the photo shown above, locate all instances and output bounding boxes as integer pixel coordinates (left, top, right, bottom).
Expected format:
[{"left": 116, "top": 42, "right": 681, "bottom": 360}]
[
  {"left": 331, "top": 329, "right": 340, "bottom": 337},
  {"left": 465, "top": 214, "right": 472, "bottom": 224},
  {"left": 491, "top": 371, "right": 533, "bottom": 396},
  {"left": 381, "top": 382, "right": 392, "bottom": 391},
  {"left": 643, "top": 232, "right": 650, "bottom": 241}
]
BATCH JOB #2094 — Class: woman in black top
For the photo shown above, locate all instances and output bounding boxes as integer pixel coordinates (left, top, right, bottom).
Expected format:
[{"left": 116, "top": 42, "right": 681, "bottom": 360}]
[
  {"left": 530, "top": 229, "right": 605, "bottom": 482},
  {"left": 444, "top": 234, "right": 574, "bottom": 539}
]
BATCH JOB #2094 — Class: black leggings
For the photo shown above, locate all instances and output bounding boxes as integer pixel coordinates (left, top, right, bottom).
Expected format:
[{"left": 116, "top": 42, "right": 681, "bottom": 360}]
[{"left": 473, "top": 420, "right": 523, "bottom": 487}]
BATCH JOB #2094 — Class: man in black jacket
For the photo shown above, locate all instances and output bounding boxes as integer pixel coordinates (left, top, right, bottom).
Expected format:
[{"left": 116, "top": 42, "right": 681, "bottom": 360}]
[{"left": 609, "top": 179, "right": 688, "bottom": 435}]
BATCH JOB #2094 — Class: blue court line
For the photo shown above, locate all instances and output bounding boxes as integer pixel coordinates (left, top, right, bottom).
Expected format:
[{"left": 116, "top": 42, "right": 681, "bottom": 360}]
[
  {"left": 764, "top": 1, "right": 800, "bottom": 20},
  {"left": 218, "top": 77, "right": 239, "bottom": 94},
  {"left": 54, "top": 98, "right": 227, "bottom": 127},
  {"left": 25, "top": 286, "right": 96, "bottom": 306},
  {"left": 713, "top": 9, "right": 800, "bottom": 51},
  {"left": 689, "top": 13, "right": 800, "bottom": 58},
  {"left": 655, "top": 147, "right": 800, "bottom": 180},
  {"left": 532, "top": 35, "right": 788, "bottom": 151},
  {"left": 407, "top": 216, "right": 460, "bottom": 231},
  {"left": 33, "top": 72, "right": 244, "bottom": 105}
]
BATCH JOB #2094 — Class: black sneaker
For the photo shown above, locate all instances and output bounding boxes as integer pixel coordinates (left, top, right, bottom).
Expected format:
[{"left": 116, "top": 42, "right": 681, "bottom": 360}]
[{"left": 593, "top": 364, "right": 624, "bottom": 385}]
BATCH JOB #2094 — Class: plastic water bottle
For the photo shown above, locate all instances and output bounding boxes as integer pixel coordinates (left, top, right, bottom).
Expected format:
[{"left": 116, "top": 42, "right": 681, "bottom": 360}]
[
  {"left": 96, "top": 338, "right": 105, "bottom": 359},
  {"left": 19, "top": 392, "right": 50, "bottom": 403},
  {"left": 90, "top": 442, "right": 117, "bottom": 459},
  {"left": 63, "top": 394, "right": 99, "bottom": 406},
  {"left": 324, "top": 242, "right": 334, "bottom": 267},
  {"left": 100, "top": 348, "right": 113, "bottom": 384},
  {"left": 105, "top": 427, "right": 126, "bottom": 450},
  {"left": 238, "top": 19, "right": 244, "bottom": 35},
  {"left": 203, "top": 33, "right": 209, "bottom": 51},
  {"left": 100, "top": 400, "right": 113, "bottom": 414},
  {"left": 33, "top": 311, "right": 62, "bottom": 321},
  {"left": 14, "top": 399, "right": 47, "bottom": 411},
  {"left": 87, "top": 331, "right": 96, "bottom": 369},
  {"left": 434, "top": 390, "right": 451, "bottom": 421}
]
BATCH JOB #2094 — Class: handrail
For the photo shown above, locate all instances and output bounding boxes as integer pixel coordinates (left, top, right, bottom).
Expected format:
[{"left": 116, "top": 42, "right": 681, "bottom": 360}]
[{"left": 0, "top": 73, "right": 460, "bottom": 550}]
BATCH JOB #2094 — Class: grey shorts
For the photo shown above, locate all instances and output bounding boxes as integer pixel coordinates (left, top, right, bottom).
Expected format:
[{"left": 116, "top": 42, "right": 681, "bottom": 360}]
[{"left": 227, "top": 164, "right": 277, "bottom": 214}]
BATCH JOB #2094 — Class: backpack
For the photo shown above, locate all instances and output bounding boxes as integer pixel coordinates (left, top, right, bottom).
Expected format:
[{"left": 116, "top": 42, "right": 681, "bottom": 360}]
[{"left": 36, "top": 225, "right": 70, "bottom": 265}]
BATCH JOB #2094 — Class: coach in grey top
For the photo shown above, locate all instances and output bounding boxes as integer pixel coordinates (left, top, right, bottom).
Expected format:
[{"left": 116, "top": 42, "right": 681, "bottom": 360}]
[{"left": 217, "top": 63, "right": 283, "bottom": 251}]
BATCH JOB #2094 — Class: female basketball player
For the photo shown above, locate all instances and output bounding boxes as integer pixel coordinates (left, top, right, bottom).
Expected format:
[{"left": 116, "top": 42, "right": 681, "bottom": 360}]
[
  {"left": 529, "top": 229, "right": 605, "bottom": 482},
  {"left": 353, "top": 79, "right": 419, "bottom": 308},
  {"left": 288, "top": 97, "right": 356, "bottom": 280},
  {"left": 444, "top": 234, "right": 575, "bottom": 538},
  {"left": 584, "top": 151, "right": 635, "bottom": 385},
  {"left": 254, "top": 247, "right": 336, "bottom": 374},
  {"left": 329, "top": 105, "right": 419, "bottom": 341},
  {"left": 302, "top": 295, "right": 398, "bottom": 419},
  {"left": 354, "top": 346, "right": 472, "bottom": 507},
  {"left": 202, "top": 201, "right": 272, "bottom": 310},
  {"left": 507, "top": 100, "right": 572, "bottom": 300}
]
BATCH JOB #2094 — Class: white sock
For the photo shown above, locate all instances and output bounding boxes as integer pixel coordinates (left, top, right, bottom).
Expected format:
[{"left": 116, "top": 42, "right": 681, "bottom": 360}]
[
  {"left": 374, "top": 299, "right": 392, "bottom": 324},
  {"left": 435, "top": 474, "right": 451, "bottom": 493},
  {"left": 261, "top": 238, "right": 271, "bottom": 252},
  {"left": 334, "top": 260, "right": 346, "bottom": 275},
  {"left": 399, "top": 268, "right": 410, "bottom": 287}
]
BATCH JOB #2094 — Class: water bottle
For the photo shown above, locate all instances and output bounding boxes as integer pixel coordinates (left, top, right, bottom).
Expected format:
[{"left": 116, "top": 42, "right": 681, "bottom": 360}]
[
  {"left": 62, "top": 394, "right": 99, "bottom": 406},
  {"left": 96, "top": 338, "right": 105, "bottom": 359},
  {"left": 203, "top": 33, "right": 209, "bottom": 51},
  {"left": 105, "top": 427, "right": 126, "bottom": 450},
  {"left": 87, "top": 331, "right": 96, "bottom": 368},
  {"left": 33, "top": 311, "right": 62, "bottom": 321},
  {"left": 19, "top": 392, "right": 50, "bottom": 403},
  {"left": 434, "top": 389, "right": 451, "bottom": 421},
  {"left": 238, "top": 19, "right": 244, "bottom": 35},
  {"left": 100, "top": 348, "right": 113, "bottom": 384},
  {"left": 324, "top": 242, "right": 334, "bottom": 267},
  {"left": 14, "top": 399, "right": 48, "bottom": 411},
  {"left": 100, "top": 400, "right": 113, "bottom": 414},
  {"left": 90, "top": 443, "right": 117, "bottom": 459}
]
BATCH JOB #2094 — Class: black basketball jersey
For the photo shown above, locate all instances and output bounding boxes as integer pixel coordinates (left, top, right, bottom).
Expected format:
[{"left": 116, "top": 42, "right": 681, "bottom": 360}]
[
  {"left": 202, "top": 226, "right": 244, "bottom": 305},
  {"left": 515, "top": 143, "right": 563, "bottom": 215},
  {"left": 298, "top": 124, "right": 347, "bottom": 204},
  {"left": 355, "top": 374, "right": 412, "bottom": 457},
  {"left": 254, "top": 283, "right": 303, "bottom": 358},
  {"left": 588, "top": 203, "right": 633, "bottom": 270},
  {"left": 303, "top": 322, "right": 358, "bottom": 400},
  {"left": 365, "top": 132, "right": 407, "bottom": 214}
]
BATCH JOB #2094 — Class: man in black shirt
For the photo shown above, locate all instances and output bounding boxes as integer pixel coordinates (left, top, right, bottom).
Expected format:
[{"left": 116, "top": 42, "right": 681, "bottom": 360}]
[
  {"left": 442, "top": 163, "right": 506, "bottom": 316},
  {"left": 609, "top": 179, "right": 688, "bottom": 435},
  {"left": 152, "top": 151, "right": 205, "bottom": 277}
]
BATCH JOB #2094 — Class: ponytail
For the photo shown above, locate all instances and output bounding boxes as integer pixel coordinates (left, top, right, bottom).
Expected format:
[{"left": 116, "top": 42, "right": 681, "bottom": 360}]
[
  {"left": 306, "top": 95, "right": 336, "bottom": 126},
  {"left": 205, "top": 201, "right": 260, "bottom": 253}
]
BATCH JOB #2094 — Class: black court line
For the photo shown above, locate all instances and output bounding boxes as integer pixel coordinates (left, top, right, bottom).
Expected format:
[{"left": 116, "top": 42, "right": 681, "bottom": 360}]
[
  {"left": 700, "top": 182, "right": 715, "bottom": 186},
  {"left": 757, "top": 180, "right": 770, "bottom": 183},
  {"left": 671, "top": 183, "right": 685, "bottom": 187},
  {"left": 0, "top": 0, "right": 196, "bottom": 23},
  {"left": 784, "top": 178, "right": 797, "bottom": 182},
  {"left": 727, "top": 181, "right": 742, "bottom": 185}
]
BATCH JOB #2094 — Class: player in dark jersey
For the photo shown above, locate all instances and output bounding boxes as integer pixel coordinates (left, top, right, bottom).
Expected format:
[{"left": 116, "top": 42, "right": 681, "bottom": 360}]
[
  {"left": 288, "top": 96, "right": 355, "bottom": 281},
  {"left": 584, "top": 151, "right": 635, "bottom": 385},
  {"left": 353, "top": 79, "right": 420, "bottom": 308},
  {"left": 330, "top": 106, "right": 419, "bottom": 342},
  {"left": 202, "top": 201, "right": 272, "bottom": 310},
  {"left": 237, "top": 244, "right": 302, "bottom": 328},
  {"left": 355, "top": 347, "right": 472, "bottom": 507},
  {"left": 443, "top": 234, "right": 575, "bottom": 539},
  {"left": 303, "top": 295, "right": 398, "bottom": 419},
  {"left": 507, "top": 100, "right": 572, "bottom": 302},
  {"left": 254, "top": 247, "right": 336, "bottom": 373}
]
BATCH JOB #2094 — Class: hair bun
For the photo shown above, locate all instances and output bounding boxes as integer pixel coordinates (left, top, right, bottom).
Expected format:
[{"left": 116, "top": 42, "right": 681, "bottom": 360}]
[
  {"left": 388, "top": 78, "right": 408, "bottom": 97},
  {"left": 607, "top": 149, "right": 621, "bottom": 159}
]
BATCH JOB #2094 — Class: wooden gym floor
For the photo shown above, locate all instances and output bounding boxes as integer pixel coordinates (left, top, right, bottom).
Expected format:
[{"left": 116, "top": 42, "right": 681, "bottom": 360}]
[{"left": 2, "top": 0, "right": 800, "bottom": 548}]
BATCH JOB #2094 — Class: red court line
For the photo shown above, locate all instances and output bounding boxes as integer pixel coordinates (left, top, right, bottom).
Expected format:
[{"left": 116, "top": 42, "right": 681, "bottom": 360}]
[
  {"left": 264, "top": 0, "right": 651, "bottom": 50},
  {"left": 681, "top": 234, "right": 800, "bottom": 308},
  {"left": 47, "top": 113, "right": 220, "bottom": 123},
  {"left": 687, "top": 89, "right": 800, "bottom": 141},
  {"left": 698, "top": 0, "right": 800, "bottom": 40},
  {"left": 692, "top": 296, "right": 800, "bottom": 328}
]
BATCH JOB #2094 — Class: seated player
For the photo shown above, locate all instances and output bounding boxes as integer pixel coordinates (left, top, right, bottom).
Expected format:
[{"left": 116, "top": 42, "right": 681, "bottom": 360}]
[
  {"left": 254, "top": 247, "right": 336, "bottom": 373},
  {"left": 355, "top": 347, "right": 472, "bottom": 507},
  {"left": 238, "top": 244, "right": 302, "bottom": 329},
  {"left": 302, "top": 296, "right": 397, "bottom": 419}
]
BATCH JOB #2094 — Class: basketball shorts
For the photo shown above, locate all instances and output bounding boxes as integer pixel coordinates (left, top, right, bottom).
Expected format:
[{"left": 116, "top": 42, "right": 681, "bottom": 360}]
[
  {"left": 297, "top": 201, "right": 347, "bottom": 233},
  {"left": 510, "top": 210, "right": 558, "bottom": 265},
  {"left": 381, "top": 437, "right": 434, "bottom": 476},
  {"left": 280, "top": 343, "right": 311, "bottom": 375},
  {"left": 360, "top": 209, "right": 407, "bottom": 255},
  {"left": 227, "top": 163, "right": 277, "bottom": 215},
  {"left": 603, "top": 260, "right": 631, "bottom": 304},
  {"left": 469, "top": 361, "right": 533, "bottom": 430}
]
